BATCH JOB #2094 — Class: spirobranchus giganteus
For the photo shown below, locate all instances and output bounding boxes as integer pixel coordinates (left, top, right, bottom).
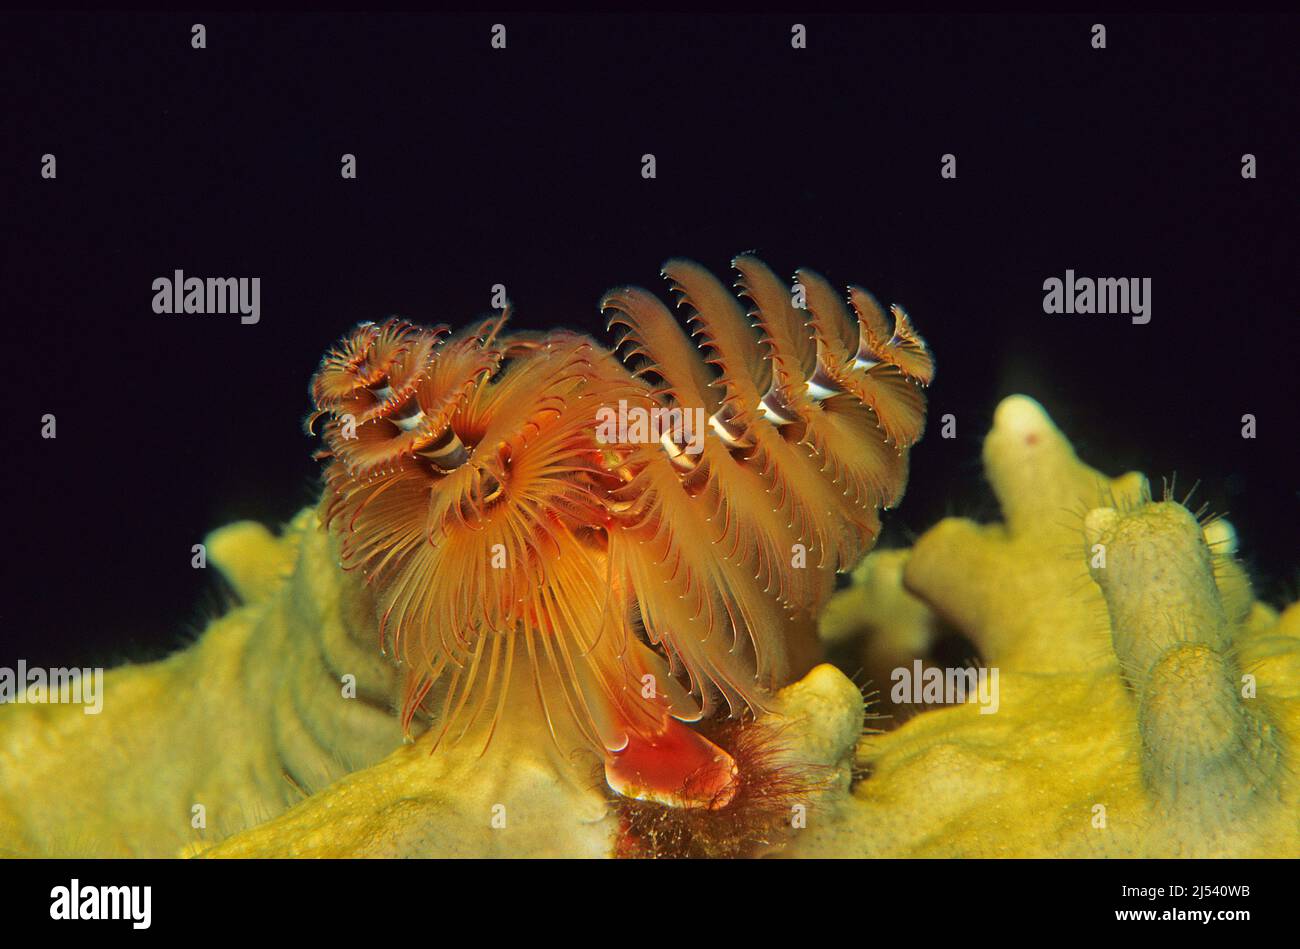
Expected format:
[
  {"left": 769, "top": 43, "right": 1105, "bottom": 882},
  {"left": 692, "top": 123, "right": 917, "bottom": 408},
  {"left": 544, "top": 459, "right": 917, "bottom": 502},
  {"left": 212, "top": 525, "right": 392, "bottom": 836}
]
[{"left": 307, "top": 255, "right": 933, "bottom": 812}]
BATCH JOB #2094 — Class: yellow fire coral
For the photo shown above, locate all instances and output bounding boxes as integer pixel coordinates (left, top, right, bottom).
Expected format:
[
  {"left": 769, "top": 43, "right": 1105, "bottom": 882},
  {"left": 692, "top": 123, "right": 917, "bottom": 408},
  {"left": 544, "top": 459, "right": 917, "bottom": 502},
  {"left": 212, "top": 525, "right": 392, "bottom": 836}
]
[
  {"left": 3, "top": 393, "right": 1294, "bottom": 858},
  {"left": 801, "top": 395, "right": 1300, "bottom": 857}
]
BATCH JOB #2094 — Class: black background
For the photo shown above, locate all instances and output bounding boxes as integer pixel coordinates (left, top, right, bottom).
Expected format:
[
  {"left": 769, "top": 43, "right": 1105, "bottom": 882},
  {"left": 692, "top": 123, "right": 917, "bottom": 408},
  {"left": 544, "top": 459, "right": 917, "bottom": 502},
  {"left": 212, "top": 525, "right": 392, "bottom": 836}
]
[
  {"left": 0, "top": 855, "right": 1285, "bottom": 934},
  {"left": 4, "top": 13, "right": 1296, "bottom": 670}
]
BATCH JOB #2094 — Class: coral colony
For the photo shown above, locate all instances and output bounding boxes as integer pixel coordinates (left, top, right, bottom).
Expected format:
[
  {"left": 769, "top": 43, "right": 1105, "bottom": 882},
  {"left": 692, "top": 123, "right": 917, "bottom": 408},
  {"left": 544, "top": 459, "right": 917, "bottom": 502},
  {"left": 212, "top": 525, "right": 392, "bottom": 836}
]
[{"left": 4, "top": 259, "right": 1297, "bottom": 859}]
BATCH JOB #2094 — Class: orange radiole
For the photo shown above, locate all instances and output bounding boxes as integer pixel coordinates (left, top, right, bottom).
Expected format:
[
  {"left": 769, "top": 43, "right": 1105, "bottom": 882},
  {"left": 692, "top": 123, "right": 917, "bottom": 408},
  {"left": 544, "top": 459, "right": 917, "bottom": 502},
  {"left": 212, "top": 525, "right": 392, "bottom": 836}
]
[{"left": 307, "top": 256, "right": 932, "bottom": 809}]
